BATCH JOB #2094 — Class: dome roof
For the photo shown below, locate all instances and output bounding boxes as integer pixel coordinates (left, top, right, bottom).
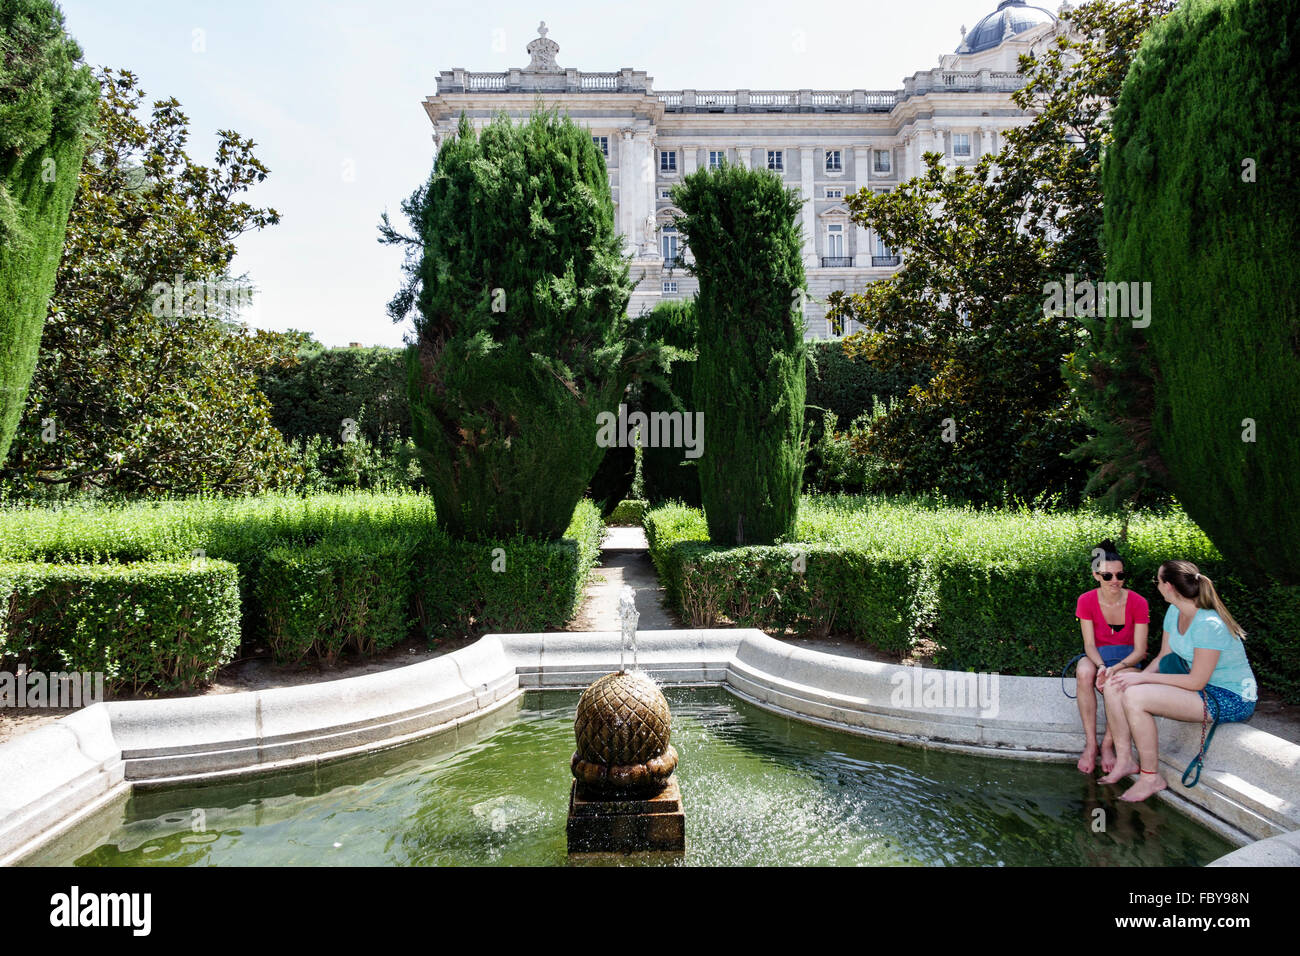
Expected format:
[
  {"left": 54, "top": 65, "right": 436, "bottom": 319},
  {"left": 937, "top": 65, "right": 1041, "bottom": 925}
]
[{"left": 958, "top": 0, "right": 1057, "bottom": 54}]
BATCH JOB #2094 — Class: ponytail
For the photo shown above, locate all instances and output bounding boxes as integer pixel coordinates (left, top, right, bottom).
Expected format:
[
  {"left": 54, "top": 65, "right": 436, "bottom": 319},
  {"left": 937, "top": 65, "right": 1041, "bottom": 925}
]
[{"left": 1197, "top": 574, "right": 1246, "bottom": 640}]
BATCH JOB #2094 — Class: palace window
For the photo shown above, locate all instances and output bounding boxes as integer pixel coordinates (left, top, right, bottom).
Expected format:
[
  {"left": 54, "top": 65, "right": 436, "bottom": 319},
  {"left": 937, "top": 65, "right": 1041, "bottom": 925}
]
[
  {"left": 873, "top": 149, "right": 892, "bottom": 173},
  {"left": 661, "top": 225, "right": 679, "bottom": 265},
  {"left": 663, "top": 280, "right": 678, "bottom": 294},
  {"left": 953, "top": 133, "right": 972, "bottom": 158},
  {"left": 660, "top": 150, "right": 677, "bottom": 173},
  {"left": 767, "top": 150, "right": 783, "bottom": 172},
  {"left": 825, "top": 187, "right": 844, "bottom": 199},
  {"left": 660, "top": 189, "right": 672, "bottom": 199},
  {"left": 825, "top": 149, "right": 842, "bottom": 173},
  {"left": 708, "top": 149, "right": 725, "bottom": 170},
  {"left": 592, "top": 135, "right": 609, "bottom": 158},
  {"left": 826, "top": 224, "right": 844, "bottom": 257}
]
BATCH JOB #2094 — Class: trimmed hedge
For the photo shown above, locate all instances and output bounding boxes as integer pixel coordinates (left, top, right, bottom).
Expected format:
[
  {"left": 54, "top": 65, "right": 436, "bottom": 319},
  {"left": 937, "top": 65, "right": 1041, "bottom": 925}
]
[
  {"left": 259, "top": 534, "right": 416, "bottom": 664},
  {"left": 0, "top": 492, "right": 437, "bottom": 643},
  {"left": 415, "top": 499, "right": 603, "bottom": 638},
  {"left": 644, "top": 497, "right": 1298, "bottom": 701},
  {"left": 0, "top": 559, "right": 240, "bottom": 692},
  {"left": 607, "top": 499, "right": 648, "bottom": 526},
  {"left": 0, "top": 493, "right": 604, "bottom": 669}
]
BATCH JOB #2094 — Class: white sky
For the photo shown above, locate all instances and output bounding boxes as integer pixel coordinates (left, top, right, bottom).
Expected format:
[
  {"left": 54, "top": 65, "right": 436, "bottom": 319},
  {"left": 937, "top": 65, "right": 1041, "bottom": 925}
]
[{"left": 57, "top": 0, "right": 1016, "bottom": 347}]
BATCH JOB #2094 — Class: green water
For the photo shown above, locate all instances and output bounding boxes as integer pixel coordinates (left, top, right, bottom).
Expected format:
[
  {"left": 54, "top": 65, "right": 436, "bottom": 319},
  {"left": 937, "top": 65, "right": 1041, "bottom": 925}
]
[{"left": 26, "top": 688, "right": 1234, "bottom": 866}]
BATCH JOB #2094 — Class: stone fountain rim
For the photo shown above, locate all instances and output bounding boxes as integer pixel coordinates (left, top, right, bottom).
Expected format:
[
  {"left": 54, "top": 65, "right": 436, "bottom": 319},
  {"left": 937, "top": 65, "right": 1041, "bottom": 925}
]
[{"left": 0, "top": 628, "right": 1296, "bottom": 867}]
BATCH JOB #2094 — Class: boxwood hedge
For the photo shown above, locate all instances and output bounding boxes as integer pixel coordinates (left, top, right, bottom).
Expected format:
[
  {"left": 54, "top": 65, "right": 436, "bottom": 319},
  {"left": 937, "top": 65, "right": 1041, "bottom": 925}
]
[{"left": 0, "top": 559, "right": 240, "bottom": 692}]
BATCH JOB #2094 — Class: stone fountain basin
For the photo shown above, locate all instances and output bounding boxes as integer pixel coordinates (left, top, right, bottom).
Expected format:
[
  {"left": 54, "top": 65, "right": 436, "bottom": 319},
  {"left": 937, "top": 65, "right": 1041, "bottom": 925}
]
[{"left": 0, "top": 629, "right": 1297, "bottom": 865}]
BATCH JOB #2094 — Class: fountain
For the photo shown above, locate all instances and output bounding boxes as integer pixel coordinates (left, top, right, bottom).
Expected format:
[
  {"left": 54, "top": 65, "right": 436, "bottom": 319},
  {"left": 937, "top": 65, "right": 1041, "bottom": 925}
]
[{"left": 566, "top": 587, "right": 685, "bottom": 854}]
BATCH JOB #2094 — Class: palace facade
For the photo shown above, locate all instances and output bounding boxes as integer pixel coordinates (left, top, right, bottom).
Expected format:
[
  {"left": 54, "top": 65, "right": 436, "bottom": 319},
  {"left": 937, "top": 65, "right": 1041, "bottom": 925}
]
[{"left": 422, "top": 2, "right": 1067, "bottom": 337}]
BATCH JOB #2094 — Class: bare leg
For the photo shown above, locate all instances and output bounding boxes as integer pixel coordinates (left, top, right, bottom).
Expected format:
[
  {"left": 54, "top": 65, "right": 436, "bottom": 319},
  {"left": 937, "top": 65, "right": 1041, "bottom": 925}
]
[
  {"left": 1076, "top": 659, "right": 1100, "bottom": 773},
  {"left": 1119, "top": 685, "right": 1205, "bottom": 802},
  {"left": 1099, "top": 683, "right": 1139, "bottom": 784}
]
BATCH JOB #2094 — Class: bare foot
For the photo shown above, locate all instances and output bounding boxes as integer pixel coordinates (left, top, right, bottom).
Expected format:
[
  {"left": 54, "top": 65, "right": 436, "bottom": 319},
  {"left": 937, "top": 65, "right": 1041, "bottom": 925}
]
[
  {"left": 1120, "top": 773, "right": 1168, "bottom": 802},
  {"left": 1099, "top": 760, "right": 1139, "bottom": 785},
  {"left": 1100, "top": 738, "right": 1117, "bottom": 775},
  {"left": 1077, "top": 743, "right": 1099, "bottom": 774}
]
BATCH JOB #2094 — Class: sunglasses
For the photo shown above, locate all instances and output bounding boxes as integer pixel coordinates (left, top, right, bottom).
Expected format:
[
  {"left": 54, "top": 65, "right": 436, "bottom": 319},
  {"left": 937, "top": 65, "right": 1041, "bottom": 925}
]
[{"left": 1096, "top": 572, "right": 1127, "bottom": 581}]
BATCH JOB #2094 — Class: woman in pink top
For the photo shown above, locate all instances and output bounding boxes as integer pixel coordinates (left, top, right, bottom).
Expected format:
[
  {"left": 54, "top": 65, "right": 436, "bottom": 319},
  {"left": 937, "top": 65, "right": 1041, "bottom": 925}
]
[{"left": 1074, "top": 539, "right": 1149, "bottom": 775}]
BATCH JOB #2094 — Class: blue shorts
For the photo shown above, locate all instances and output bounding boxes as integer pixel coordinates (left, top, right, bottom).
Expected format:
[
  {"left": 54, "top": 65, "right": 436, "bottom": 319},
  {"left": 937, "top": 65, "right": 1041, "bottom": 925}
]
[
  {"left": 1097, "top": 644, "right": 1133, "bottom": 668},
  {"left": 1201, "top": 684, "right": 1254, "bottom": 723}
]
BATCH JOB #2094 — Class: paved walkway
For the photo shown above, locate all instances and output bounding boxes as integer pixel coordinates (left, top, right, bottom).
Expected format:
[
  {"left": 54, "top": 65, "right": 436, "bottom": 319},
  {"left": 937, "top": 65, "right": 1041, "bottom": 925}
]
[{"left": 568, "top": 526, "right": 678, "bottom": 631}]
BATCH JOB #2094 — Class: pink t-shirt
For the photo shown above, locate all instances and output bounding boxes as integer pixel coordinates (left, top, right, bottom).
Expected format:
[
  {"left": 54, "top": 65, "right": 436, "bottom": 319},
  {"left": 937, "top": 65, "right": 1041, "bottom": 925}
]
[{"left": 1075, "top": 589, "right": 1149, "bottom": 647}]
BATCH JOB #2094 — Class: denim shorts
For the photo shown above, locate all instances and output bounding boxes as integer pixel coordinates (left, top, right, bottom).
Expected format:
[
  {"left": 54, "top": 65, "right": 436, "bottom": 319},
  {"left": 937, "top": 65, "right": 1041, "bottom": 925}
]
[{"left": 1201, "top": 684, "right": 1255, "bottom": 723}]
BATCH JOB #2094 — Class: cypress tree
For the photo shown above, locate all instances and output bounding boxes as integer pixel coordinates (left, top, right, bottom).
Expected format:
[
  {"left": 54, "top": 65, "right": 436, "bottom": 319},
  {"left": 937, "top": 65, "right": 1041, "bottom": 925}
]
[
  {"left": 400, "top": 111, "right": 634, "bottom": 540},
  {"left": 0, "top": 0, "right": 97, "bottom": 464},
  {"left": 639, "top": 298, "right": 702, "bottom": 506},
  {"left": 673, "top": 163, "right": 807, "bottom": 545},
  {"left": 1103, "top": 0, "right": 1300, "bottom": 584}
]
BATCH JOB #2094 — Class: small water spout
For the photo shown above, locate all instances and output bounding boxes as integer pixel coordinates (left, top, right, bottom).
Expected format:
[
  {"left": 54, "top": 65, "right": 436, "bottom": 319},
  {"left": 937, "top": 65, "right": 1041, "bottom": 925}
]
[{"left": 619, "top": 586, "right": 640, "bottom": 673}]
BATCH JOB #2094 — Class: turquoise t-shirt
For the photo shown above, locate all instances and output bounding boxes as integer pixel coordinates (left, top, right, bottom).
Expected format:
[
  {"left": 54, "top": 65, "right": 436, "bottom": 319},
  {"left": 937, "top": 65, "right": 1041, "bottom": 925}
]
[{"left": 1163, "top": 605, "right": 1256, "bottom": 700}]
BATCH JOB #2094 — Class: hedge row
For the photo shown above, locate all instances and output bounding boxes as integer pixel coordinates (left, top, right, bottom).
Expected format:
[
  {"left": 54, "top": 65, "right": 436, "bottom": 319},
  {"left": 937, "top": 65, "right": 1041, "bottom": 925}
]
[
  {"left": 0, "top": 560, "right": 241, "bottom": 692},
  {"left": 644, "top": 497, "right": 1299, "bottom": 701},
  {"left": 0, "top": 494, "right": 605, "bottom": 676}
]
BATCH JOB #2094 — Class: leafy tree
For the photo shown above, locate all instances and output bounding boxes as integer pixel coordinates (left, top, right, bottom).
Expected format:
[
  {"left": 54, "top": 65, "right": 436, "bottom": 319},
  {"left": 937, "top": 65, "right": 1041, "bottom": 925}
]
[
  {"left": 1102, "top": 0, "right": 1299, "bottom": 584},
  {"left": 0, "top": 0, "right": 97, "bottom": 464},
  {"left": 3, "top": 68, "right": 297, "bottom": 495},
  {"left": 381, "top": 111, "right": 637, "bottom": 541},
  {"left": 828, "top": 0, "right": 1175, "bottom": 505},
  {"left": 673, "top": 162, "right": 807, "bottom": 545}
]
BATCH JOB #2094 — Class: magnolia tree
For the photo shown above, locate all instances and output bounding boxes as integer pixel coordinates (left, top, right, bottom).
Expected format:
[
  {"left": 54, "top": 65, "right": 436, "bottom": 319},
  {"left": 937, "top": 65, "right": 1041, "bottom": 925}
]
[{"left": 4, "top": 69, "right": 297, "bottom": 495}]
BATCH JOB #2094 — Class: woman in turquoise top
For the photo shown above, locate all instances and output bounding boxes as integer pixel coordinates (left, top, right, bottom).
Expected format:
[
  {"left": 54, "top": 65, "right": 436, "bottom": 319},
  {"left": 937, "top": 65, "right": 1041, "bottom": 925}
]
[{"left": 1099, "top": 560, "right": 1257, "bottom": 802}]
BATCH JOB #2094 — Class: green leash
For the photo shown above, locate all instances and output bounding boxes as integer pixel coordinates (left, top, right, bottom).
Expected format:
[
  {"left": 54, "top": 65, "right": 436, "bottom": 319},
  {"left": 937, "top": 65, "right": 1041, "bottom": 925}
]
[{"left": 1158, "top": 653, "right": 1220, "bottom": 788}]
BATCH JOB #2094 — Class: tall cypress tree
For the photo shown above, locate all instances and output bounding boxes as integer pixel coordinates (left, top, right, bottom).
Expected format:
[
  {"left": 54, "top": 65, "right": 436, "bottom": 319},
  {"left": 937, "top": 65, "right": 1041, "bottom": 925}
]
[
  {"left": 1102, "top": 0, "right": 1299, "bottom": 584},
  {"left": 673, "top": 163, "right": 807, "bottom": 545},
  {"left": 386, "top": 111, "right": 634, "bottom": 541},
  {"left": 0, "top": 0, "right": 97, "bottom": 464}
]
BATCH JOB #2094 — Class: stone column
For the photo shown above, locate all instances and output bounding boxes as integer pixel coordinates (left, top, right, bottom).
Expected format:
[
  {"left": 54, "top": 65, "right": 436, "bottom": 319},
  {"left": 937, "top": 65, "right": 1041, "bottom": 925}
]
[
  {"left": 635, "top": 130, "right": 656, "bottom": 255},
  {"left": 618, "top": 128, "right": 638, "bottom": 256},
  {"left": 800, "top": 145, "right": 817, "bottom": 270},
  {"left": 853, "top": 145, "right": 871, "bottom": 267}
]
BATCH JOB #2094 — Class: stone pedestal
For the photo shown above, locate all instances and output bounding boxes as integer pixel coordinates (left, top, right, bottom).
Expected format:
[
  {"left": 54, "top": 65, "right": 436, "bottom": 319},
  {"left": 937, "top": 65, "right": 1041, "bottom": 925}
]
[{"left": 566, "top": 775, "right": 685, "bottom": 854}]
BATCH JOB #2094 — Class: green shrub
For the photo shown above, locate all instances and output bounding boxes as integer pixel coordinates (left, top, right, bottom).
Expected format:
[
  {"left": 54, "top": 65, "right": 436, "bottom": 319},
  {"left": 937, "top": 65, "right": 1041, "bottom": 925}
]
[
  {"left": 1102, "top": 0, "right": 1300, "bottom": 584},
  {"left": 0, "top": 558, "right": 240, "bottom": 692},
  {"left": 805, "top": 406, "right": 889, "bottom": 494},
  {"left": 258, "top": 533, "right": 416, "bottom": 664},
  {"left": 606, "top": 499, "right": 647, "bottom": 526},
  {"left": 288, "top": 428, "right": 423, "bottom": 494},
  {"left": 644, "top": 497, "right": 1296, "bottom": 699},
  {"left": 674, "top": 163, "right": 807, "bottom": 545},
  {"left": 414, "top": 499, "right": 603, "bottom": 637},
  {"left": 0, "top": 0, "right": 98, "bottom": 464}
]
